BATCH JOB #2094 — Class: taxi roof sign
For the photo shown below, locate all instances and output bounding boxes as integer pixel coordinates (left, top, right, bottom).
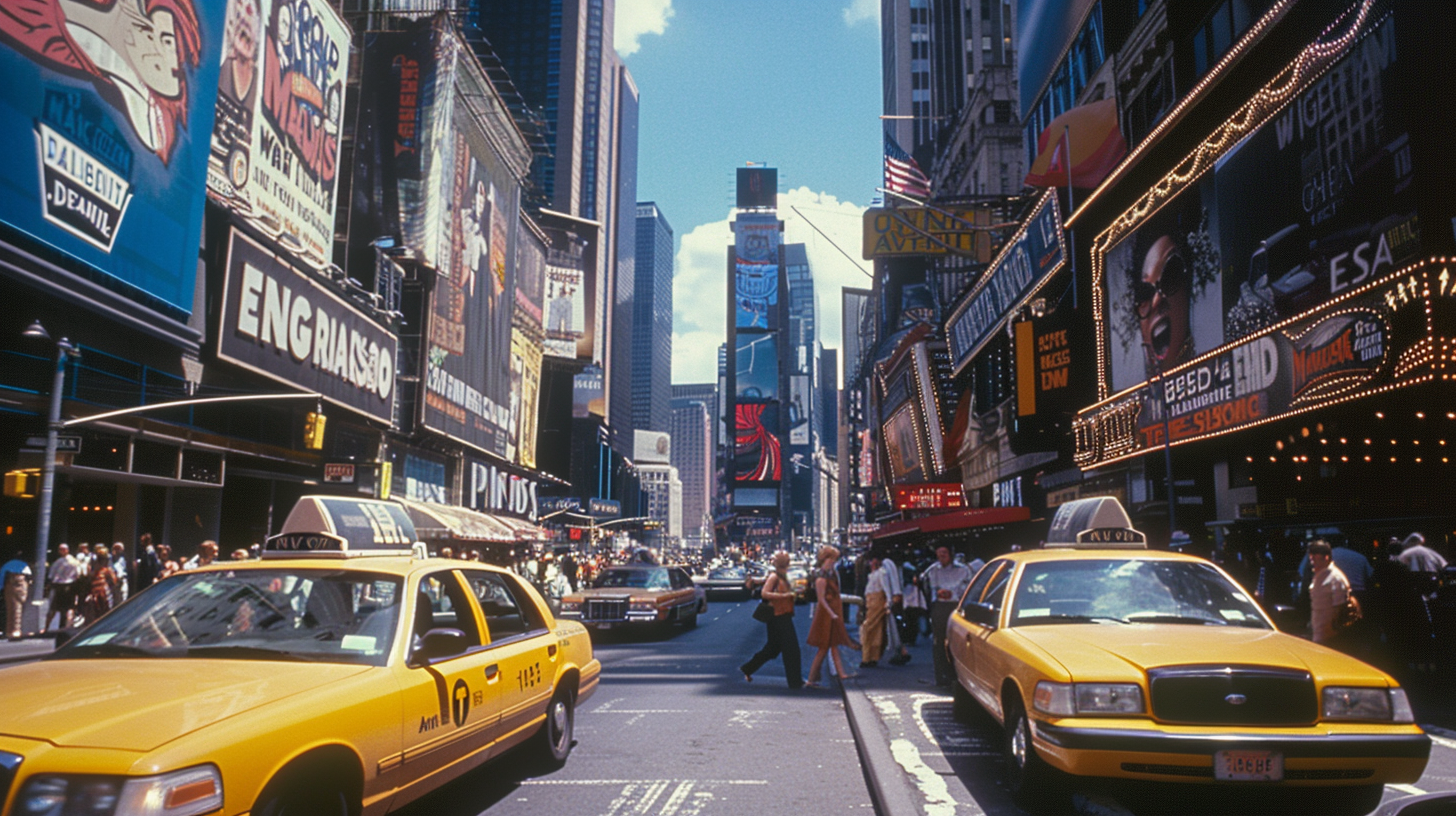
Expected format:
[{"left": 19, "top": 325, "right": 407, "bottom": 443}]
[
  {"left": 1044, "top": 496, "right": 1147, "bottom": 549},
  {"left": 265, "top": 496, "right": 420, "bottom": 558}
]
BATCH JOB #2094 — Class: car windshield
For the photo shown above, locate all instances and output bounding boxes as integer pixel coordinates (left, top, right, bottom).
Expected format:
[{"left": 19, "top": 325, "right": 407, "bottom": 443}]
[
  {"left": 1009, "top": 559, "right": 1270, "bottom": 629},
  {"left": 708, "top": 568, "right": 745, "bottom": 580},
  {"left": 595, "top": 568, "right": 669, "bottom": 590},
  {"left": 53, "top": 568, "right": 404, "bottom": 666}
]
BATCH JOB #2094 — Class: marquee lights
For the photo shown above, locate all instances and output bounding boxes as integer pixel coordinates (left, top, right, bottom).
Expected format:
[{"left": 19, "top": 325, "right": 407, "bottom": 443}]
[{"left": 1090, "top": 0, "right": 1386, "bottom": 403}]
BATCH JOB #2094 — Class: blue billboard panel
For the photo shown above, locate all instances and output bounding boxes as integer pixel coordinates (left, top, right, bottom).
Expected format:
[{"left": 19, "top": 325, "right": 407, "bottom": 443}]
[{"left": 0, "top": 0, "right": 226, "bottom": 315}]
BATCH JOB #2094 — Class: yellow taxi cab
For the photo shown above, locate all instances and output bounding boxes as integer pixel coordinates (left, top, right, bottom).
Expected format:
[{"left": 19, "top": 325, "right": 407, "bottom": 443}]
[
  {"left": 0, "top": 496, "right": 599, "bottom": 816},
  {"left": 946, "top": 497, "right": 1429, "bottom": 814},
  {"left": 558, "top": 563, "right": 705, "bottom": 630}
]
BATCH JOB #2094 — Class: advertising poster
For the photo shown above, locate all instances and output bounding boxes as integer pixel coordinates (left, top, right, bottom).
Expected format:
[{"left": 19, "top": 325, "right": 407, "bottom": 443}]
[
  {"left": 735, "top": 331, "right": 778, "bottom": 400},
  {"left": 735, "top": 402, "right": 781, "bottom": 482},
  {"left": 424, "top": 116, "right": 516, "bottom": 456},
  {"left": 572, "top": 364, "right": 603, "bottom": 418},
  {"left": 883, "top": 403, "right": 924, "bottom": 483},
  {"left": 509, "top": 328, "right": 541, "bottom": 467},
  {"left": 543, "top": 259, "right": 585, "bottom": 358},
  {"left": 207, "top": 0, "right": 349, "bottom": 263},
  {"left": 217, "top": 229, "right": 397, "bottom": 423},
  {"left": 787, "top": 375, "right": 810, "bottom": 445},
  {"left": 735, "top": 217, "right": 780, "bottom": 329},
  {"left": 1103, "top": 14, "right": 1415, "bottom": 395},
  {"left": 0, "top": 0, "right": 227, "bottom": 316}
]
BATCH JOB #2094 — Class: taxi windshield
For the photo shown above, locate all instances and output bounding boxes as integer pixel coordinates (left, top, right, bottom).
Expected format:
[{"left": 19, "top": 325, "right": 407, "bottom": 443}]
[
  {"left": 1009, "top": 559, "right": 1270, "bottom": 629},
  {"left": 594, "top": 568, "right": 669, "bottom": 590},
  {"left": 53, "top": 569, "right": 404, "bottom": 666}
]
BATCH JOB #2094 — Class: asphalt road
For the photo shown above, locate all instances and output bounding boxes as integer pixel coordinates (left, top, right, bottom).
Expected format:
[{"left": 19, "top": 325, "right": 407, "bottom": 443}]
[{"left": 395, "top": 597, "right": 873, "bottom": 816}]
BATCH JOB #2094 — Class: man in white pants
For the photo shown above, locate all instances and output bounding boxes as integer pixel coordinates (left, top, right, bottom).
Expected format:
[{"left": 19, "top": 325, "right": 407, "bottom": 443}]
[{"left": 880, "top": 551, "right": 911, "bottom": 666}]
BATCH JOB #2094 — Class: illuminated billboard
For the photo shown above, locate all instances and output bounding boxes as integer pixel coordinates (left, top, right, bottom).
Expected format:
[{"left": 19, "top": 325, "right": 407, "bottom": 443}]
[
  {"left": 0, "top": 0, "right": 227, "bottom": 316},
  {"left": 735, "top": 332, "right": 779, "bottom": 400},
  {"left": 735, "top": 217, "right": 780, "bottom": 329},
  {"left": 735, "top": 403, "right": 781, "bottom": 482},
  {"left": 1097, "top": 12, "right": 1416, "bottom": 399},
  {"left": 208, "top": 0, "right": 350, "bottom": 264}
]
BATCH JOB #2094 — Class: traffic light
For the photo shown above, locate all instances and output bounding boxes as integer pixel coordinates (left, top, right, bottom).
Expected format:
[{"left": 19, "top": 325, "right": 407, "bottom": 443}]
[
  {"left": 4, "top": 469, "right": 37, "bottom": 498},
  {"left": 303, "top": 411, "right": 327, "bottom": 450}
]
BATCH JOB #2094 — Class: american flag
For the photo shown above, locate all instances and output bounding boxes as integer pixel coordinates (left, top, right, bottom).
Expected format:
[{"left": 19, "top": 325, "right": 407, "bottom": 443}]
[{"left": 884, "top": 136, "right": 931, "bottom": 199}]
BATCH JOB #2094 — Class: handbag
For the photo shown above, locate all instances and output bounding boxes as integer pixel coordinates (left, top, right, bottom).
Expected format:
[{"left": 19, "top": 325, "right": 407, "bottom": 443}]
[
  {"left": 1336, "top": 593, "right": 1363, "bottom": 629},
  {"left": 753, "top": 601, "right": 775, "bottom": 623}
]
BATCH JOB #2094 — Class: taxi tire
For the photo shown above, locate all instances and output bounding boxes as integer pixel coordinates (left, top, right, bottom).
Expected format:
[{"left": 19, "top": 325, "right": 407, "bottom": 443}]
[
  {"left": 1002, "top": 700, "right": 1060, "bottom": 811},
  {"left": 256, "top": 780, "right": 351, "bottom": 816},
  {"left": 532, "top": 686, "right": 576, "bottom": 770}
]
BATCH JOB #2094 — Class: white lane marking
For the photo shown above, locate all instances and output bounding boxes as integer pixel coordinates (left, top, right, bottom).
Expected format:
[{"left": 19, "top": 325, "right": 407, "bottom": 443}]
[
  {"left": 890, "top": 738, "right": 966, "bottom": 816},
  {"left": 911, "top": 693, "right": 954, "bottom": 742},
  {"left": 658, "top": 781, "right": 695, "bottom": 816},
  {"left": 1388, "top": 783, "right": 1426, "bottom": 796},
  {"left": 870, "top": 694, "right": 904, "bottom": 725},
  {"left": 727, "top": 710, "right": 782, "bottom": 729},
  {"left": 1422, "top": 724, "right": 1456, "bottom": 751},
  {"left": 592, "top": 710, "right": 692, "bottom": 714},
  {"left": 522, "top": 780, "right": 769, "bottom": 786}
]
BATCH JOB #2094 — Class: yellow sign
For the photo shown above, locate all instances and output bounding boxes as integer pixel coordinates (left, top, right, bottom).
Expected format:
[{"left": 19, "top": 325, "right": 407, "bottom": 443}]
[{"left": 861, "top": 207, "right": 996, "bottom": 259}]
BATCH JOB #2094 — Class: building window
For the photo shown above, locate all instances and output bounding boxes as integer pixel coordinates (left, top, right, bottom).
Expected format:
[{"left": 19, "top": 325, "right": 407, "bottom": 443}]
[{"left": 1193, "top": 0, "right": 1275, "bottom": 77}]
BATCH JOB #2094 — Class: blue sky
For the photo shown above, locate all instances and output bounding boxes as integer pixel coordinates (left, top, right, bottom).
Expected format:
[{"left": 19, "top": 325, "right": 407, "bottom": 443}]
[{"left": 617, "top": 0, "right": 883, "bottom": 384}]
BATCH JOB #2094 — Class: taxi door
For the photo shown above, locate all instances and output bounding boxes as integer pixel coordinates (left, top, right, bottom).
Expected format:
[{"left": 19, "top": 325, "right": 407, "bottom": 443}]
[
  {"left": 459, "top": 570, "right": 558, "bottom": 751},
  {"left": 392, "top": 570, "right": 501, "bottom": 793},
  {"left": 950, "top": 560, "right": 1011, "bottom": 719}
]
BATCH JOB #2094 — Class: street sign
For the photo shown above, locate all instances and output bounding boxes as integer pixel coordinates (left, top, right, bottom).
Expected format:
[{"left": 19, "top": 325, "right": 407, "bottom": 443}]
[{"left": 23, "top": 435, "right": 81, "bottom": 453}]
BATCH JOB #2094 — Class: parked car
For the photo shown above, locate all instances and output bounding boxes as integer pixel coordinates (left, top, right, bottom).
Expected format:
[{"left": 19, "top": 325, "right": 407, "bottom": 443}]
[
  {"left": 0, "top": 496, "right": 599, "bottom": 816},
  {"left": 946, "top": 497, "right": 1430, "bottom": 815},
  {"left": 559, "top": 564, "right": 706, "bottom": 630}
]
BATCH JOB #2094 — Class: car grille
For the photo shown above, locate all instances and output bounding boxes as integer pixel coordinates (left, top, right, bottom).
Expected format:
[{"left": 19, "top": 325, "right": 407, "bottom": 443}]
[
  {"left": 1148, "top": 665, "right": 1317, "bottom": 726},
  {"left": 0, "top": 750, "right": 21, "bottom": 808},
  {"left": 583, "top": 599, "right": 628, "bottom": 622}
]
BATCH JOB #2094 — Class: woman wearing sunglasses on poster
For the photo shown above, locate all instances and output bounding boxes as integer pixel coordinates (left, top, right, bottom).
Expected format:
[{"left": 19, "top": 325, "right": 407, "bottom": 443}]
[{"left": 1134, "top": 227, "right": 1195, "bottom": 377}]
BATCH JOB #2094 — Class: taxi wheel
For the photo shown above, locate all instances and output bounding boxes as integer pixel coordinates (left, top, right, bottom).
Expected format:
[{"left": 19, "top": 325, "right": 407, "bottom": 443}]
[
  {"left": 1002, "top": 700, "right": 1059, "bottom": 809},
  {"left": 256, "top": 781, "right": 351, "bottom": 816},
  {"left": 533, "top": 686, "right": 576, "bottom": 769}
]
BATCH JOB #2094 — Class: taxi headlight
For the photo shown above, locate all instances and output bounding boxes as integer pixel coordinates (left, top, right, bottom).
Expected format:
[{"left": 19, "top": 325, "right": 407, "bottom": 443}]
[
  {"left": 1034, "top": 681, "right": 1144, "bottom": 716},
  {"left": 1323, "top": 687, "right": 1412, "bottom": 722},
  {"left": 19, "top": 765, "right": 222, "bottom": 816}
]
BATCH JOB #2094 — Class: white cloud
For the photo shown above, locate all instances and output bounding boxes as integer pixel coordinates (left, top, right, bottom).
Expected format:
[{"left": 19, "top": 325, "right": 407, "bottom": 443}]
[
  {"left": 842, "top": 0, "right": 878, "bottom": 27},
  {"left": 616, "top": 0, "right": 674, "bottom": 56},
  {"left": 672, "top": 188, "right": 870, "bottom": 385}
]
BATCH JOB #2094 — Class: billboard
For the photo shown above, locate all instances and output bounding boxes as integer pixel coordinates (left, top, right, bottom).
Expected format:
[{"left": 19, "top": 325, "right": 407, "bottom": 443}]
[
  {"left": 208, "top": 0, "right": 349, "bottom": 263},
  {"left": 946, "top": 191, "right": 1066, "bottom": 374},
  {"left": 572, "top": 364, "right": 604, "bottom": 418},
  {"left": 735, "top": 402, "right": 781, "bottom": 482},
  {"left": 634, "top": 430, "right": 672, "bottom": 464},
  {"left": 543, "top": 253, "right": 586, "bottom": 358},
  {"left": 734, "top": 217, "right": 780, "bottom": 329},
  {"left": 1099, "top": 14, "right": 1417, "bottom": 397},
  {"left": 0, "top": 0, "right": 227, "bottom": 315},
  {"left": 787, "top": 375, "right": 810, "bottom": 445},
  {"left": 735, "top": 332, "right": 779, "bottom": 400},
  {"left": 217, "top": 228, "right": 397, "bottom": 423},
  {"left": 1077, "top": 262, "right": 1435, "bottom": 468},
  {"left": 736, "top": 167, "right": 776, "bottom": 209},
  {"left": 862, "top": 206, "right": 997, "bottom": 259},
  {"left": 882, "top": 403, "right": 924, "bottom": 483}
]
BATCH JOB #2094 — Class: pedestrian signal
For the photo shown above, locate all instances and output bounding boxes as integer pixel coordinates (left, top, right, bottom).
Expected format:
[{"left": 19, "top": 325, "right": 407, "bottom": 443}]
[{"left": 304, "top": 411, "right": 327, "bottom": 450}]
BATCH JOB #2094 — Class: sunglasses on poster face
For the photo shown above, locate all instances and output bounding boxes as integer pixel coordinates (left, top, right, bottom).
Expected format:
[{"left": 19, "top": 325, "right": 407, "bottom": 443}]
[{"left": 1133, "top": 252, "right": 1190, "bottom": 318}]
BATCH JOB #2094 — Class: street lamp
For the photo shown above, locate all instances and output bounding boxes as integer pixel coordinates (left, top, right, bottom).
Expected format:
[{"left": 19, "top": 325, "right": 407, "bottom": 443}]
[{"left": 22, "top": 320, "right": 78, "bottom": 634}]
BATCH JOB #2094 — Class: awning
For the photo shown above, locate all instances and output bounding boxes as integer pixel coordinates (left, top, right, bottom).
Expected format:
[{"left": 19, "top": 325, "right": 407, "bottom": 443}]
[
  {"left": 494, "top": 514, "right": 549, "bottom": 542},
  {"left": 395, "top": 499, "right": 515, "bottom": 543},
  {"left": 871, "top": 506, "right": 1031, "bottom": 540}
]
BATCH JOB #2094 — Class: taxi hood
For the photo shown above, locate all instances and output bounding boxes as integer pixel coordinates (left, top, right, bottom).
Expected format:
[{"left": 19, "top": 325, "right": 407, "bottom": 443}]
[
  {"left": 1012, "top": 624, "right": 1391, "bottom": 683},
  {"left": 0, "top": 659, "right": 373, "bottom": 752}
]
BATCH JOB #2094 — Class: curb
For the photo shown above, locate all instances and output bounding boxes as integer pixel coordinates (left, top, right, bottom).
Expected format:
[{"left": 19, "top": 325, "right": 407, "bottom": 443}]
[{"left": 840, "top": 675, "right": 923, "bottom": 816}]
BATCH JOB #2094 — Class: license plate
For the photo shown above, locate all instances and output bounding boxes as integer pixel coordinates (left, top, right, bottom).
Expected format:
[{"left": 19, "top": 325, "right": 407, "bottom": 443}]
[{"left": 1214, "top": 750, "right": 1283, "bottom": 782}]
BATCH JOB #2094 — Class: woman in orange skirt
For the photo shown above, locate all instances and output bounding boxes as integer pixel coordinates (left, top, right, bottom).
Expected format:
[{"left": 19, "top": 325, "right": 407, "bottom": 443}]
[{"left": 806, "top": 545, "right": 857, "bottom": 686}]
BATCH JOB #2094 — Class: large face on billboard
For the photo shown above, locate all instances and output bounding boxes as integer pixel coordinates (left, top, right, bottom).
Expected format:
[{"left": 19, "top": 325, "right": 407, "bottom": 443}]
[
  {"left": 0, "top": 0, "right": 224, "bottom": 314},
  {"left": 1101, "top": 15, "right": 1414, "bottom": 395},
  {"left": 883, "top": 404, "right": 924, "bottom": 483},
  {"left": 208, "top": 0, "right": 348, "bottom": 263}
]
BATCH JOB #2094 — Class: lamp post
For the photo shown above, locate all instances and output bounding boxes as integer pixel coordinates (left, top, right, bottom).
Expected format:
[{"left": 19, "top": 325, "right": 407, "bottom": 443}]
[{"left": 22, "top": 320, "right": 78, "bottom": 634}]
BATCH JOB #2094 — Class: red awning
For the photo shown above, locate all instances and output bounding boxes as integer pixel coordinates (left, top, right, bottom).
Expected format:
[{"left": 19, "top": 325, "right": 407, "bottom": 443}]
[{"left": 871, "top": 506, "right": 1031, "bottom": 540}]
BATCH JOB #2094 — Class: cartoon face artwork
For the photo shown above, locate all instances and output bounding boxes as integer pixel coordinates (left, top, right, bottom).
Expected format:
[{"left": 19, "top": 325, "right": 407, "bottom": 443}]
[{"left": 0, "top": 0, "right": 204, "bottom": 163}]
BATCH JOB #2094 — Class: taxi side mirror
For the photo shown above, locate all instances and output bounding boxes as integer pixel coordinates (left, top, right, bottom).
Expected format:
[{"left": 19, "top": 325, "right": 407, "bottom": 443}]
[
  {"left": 412, "top": 627, "right": 469, "bottom": 664},
  {"left": 963, "top": 602, "right": 999, "bottom": 628}
]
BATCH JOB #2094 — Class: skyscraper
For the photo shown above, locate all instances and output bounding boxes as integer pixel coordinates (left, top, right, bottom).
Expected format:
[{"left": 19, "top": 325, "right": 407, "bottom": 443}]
[
  {"left": 670, "top": 396, "right": 713, "bottom": 548},
  {"left": 633, "top": 203, "right": 674, "bottom": 434}
]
